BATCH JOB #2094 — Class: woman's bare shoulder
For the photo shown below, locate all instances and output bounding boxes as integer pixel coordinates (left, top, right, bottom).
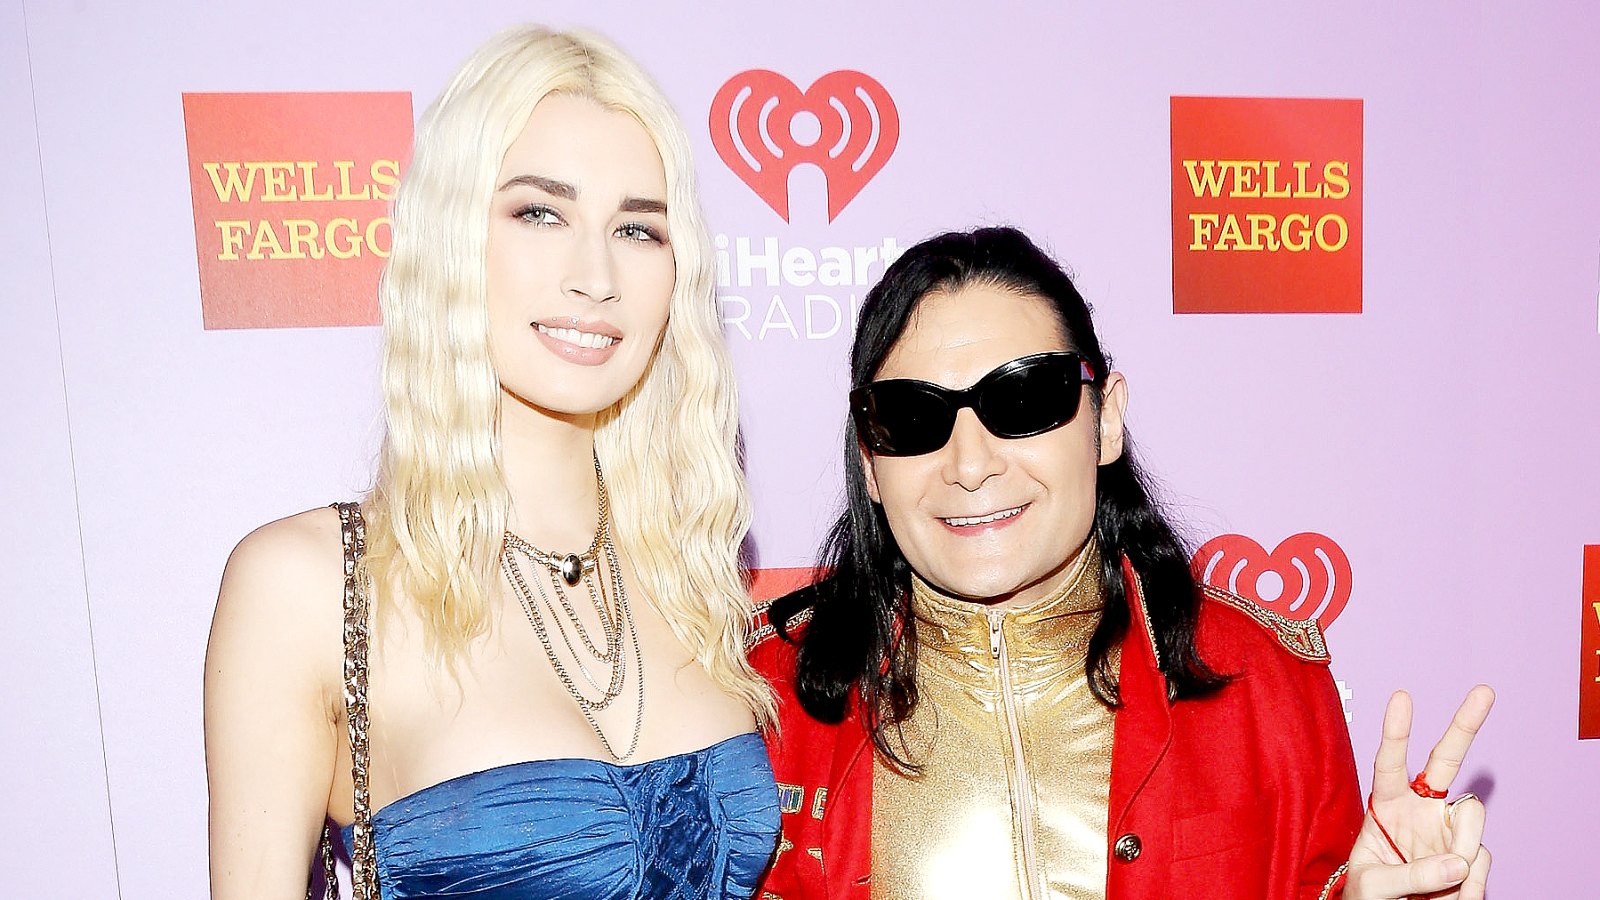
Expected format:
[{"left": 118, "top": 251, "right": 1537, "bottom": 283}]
[
  {"left": 225, "top": 506, "right": 347, "bottom": 594},
  {"left": 210, "top": 506, "right": 349, "bottom": 679},
  {"left": 229, "top": 504, "right": 344, "bottom": 568}
]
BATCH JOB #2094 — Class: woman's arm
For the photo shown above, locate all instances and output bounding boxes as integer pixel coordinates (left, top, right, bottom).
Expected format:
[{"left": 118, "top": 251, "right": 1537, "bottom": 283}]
[{"left": 204, "top": 510, "right": 345, "bottom": 900}]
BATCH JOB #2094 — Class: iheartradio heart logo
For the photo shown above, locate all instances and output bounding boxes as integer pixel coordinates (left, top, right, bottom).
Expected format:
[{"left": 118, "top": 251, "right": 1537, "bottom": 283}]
[
  {"left": 1191, "top": 532, "right": 1352, "bottom": 628},
  {"left": 709, "top": 69, "right": 899, "bottom": 222}
]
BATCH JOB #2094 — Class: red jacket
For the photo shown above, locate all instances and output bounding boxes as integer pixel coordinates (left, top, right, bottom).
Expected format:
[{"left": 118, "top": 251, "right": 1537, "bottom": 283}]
[{"left": 749, "top": 562, "right": 1362, "bottom": 899}]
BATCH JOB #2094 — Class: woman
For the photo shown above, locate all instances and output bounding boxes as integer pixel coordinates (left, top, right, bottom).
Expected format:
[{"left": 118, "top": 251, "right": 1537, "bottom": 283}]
[
  {"left": 205, "top": 26, "right": 777, "bottom": 899},
  {"left": 752, "top": 226, "right": 1492, "bottom": 899}
]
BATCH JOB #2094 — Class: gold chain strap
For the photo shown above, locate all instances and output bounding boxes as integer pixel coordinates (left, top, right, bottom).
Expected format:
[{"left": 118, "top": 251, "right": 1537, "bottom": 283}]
[
  {"left": 310, "top": 503, "right": 379, "bottom": 899},
  {"left": 308, "top": 829, "right": 335, "bottom": 900}
]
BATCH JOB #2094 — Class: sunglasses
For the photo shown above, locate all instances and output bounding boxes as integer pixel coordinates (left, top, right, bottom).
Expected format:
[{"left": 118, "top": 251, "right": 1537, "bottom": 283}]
[{"left": 850, "top": 351, "right": 1100, "bottom": 457}]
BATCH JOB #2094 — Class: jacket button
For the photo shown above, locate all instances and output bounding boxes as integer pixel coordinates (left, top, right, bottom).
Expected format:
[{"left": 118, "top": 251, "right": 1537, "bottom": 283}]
[{"left": 1113, "top": 833, "right": 1142, "bottom": 862}]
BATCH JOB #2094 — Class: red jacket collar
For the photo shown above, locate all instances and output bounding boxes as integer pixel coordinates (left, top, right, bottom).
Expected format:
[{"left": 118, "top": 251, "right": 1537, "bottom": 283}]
[{"left": 1109, "top": 557, "right": 1175, "bottom": 831}]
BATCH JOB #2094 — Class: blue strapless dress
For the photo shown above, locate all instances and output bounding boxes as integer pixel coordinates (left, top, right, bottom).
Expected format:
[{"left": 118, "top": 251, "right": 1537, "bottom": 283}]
[{"left": 342, "top": 733, "right": 778, "bottom": 899}]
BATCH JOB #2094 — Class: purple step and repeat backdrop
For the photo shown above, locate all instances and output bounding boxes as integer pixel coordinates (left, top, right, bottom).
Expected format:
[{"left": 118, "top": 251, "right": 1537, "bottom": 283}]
[{"left": 4, "top": 1, "right": 1598, "bottom": 896}]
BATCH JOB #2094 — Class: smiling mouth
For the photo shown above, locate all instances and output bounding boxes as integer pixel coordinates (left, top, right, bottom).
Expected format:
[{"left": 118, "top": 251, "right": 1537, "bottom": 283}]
[
  {"left": 534, "top": 323, "right": 618, "bottom": 349},
  {"left": 940, "top": 505, "right": 1026, "bottom": 528}
]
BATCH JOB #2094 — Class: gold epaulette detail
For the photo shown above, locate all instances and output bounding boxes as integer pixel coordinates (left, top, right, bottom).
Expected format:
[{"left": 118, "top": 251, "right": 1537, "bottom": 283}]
[
  {"left": 1201, "top": 585, "right": 1330, "bottom": 663},
  {"left": 746, "top": 600, "right": 811, "bottom": 651}
]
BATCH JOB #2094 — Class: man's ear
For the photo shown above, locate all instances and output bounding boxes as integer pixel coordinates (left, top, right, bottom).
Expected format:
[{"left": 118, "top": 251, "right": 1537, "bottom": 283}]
[
  {"left": 1097, "top": 372, "right": 1128, "bottom": 465},
  {"left": 859, "top": 442, "right": 882, "bottom": 503}
]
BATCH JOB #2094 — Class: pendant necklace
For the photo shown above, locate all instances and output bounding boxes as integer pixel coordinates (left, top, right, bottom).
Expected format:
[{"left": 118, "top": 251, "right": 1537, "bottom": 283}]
[{"left": 499, "top": 459, "right": 643, "bottom": 760}]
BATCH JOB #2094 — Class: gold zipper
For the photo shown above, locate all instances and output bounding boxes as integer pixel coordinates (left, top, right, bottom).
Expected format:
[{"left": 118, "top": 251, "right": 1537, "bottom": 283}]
[{"left": 988, "top": 610, "right": 1043, "bottom": 899}]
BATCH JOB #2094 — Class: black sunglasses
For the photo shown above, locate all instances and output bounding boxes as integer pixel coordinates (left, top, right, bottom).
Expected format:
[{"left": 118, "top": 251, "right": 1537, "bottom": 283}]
[{"left": 850, "top": 351, "right": 1100, "bottom": 457}]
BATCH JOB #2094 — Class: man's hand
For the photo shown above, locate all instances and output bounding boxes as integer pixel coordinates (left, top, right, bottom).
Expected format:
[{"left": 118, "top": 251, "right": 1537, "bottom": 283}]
[{"left": 1343, "top": 685, "right": 1494, "bottom": 899}]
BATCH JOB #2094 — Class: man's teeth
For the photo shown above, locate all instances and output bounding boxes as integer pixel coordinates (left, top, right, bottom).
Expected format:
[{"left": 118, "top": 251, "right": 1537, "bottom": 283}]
[
  {"left": 536, "top": 324, "right": 617, "bottom": 349},
  {"left": 943, "top": 506, "right": 1024, "bottom": 527}
]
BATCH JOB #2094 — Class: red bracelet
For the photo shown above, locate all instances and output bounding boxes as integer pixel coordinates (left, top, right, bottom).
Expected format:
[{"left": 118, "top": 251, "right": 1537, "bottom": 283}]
[
  {"left": 1367, "top": 794, "right": 1407, "bottom": 864},
  {"left": 1409, "top": 771, "right": 1448, "bottom": 799}
]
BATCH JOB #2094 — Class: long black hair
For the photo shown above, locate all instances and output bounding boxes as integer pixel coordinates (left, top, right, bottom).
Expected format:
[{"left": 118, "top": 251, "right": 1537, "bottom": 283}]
[{"left": 771, "top": 226, "right": 1227, "bottom": 767}]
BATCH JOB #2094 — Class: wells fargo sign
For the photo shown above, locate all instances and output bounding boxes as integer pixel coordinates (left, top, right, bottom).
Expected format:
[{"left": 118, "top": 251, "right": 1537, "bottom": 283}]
[
  {"left": 182, "top": 91, "right": 411, "bottom": 329},
  {"left": 1582, "top": 546, "right": 1600, "bottom": 740},
  {"left": 1170, "top": 96, "right": 1363, "bottom": 314}
]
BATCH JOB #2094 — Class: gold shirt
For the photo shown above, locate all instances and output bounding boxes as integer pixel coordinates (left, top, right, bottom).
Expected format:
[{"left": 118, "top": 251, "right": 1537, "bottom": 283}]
[{"left": 871, "top": 541, "right": 1114, "bottom": 900}]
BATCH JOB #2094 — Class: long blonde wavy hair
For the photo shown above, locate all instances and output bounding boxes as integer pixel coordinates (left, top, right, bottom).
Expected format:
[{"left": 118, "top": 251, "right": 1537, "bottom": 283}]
[{"left": 362, "top": 25, "right": 770, "bottom": 722}]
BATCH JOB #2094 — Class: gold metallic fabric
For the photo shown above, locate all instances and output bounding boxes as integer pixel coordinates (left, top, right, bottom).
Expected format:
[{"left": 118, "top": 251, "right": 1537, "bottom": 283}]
[{"left": 871, "top": 541, "right": 1113, "bottom": 900}]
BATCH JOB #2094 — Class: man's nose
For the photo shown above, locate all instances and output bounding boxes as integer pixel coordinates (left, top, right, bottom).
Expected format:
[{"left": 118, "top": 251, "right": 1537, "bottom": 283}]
[{"left": 940, "top": 408, "right": 1005, "bottom": 491}]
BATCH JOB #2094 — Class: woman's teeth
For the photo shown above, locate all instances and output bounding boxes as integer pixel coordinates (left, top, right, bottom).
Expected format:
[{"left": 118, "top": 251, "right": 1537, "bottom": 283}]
[
  {"left": 943, "top": 506, "right": 1024, "bottom": 527},
  {"left": 536, "top": 324, "right": 617, "bottom": 349}
]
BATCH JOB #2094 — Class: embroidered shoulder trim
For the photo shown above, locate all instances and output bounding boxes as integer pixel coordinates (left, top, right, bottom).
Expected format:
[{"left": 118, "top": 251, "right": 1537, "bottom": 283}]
[
  {"left": 1127, "top": 566, "right": 1162, "bottom": 672},
  {"left": 746, "top": 601, "right": 812, "bottom": 651},
  {"left": 1201, "top": 584, "right": 1330, "bottom": 663}
]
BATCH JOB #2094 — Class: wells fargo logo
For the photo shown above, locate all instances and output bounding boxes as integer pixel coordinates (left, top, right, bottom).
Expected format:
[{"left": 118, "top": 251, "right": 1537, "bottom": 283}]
[
  {"left": 710, "top": 70, "right": 898, "bottom": 222},
  {"left": 1191, "top": 532, "right": 1352, "bottom": 628},
  {"left": 182, "top": 92, "right": 412, "bottom": 329},
  {"left": 1170, "top": 96, "right": 1363, "bottom": 314},
  {"left": 1581, "top": 545, "right": 1600, "bottom": 740}
]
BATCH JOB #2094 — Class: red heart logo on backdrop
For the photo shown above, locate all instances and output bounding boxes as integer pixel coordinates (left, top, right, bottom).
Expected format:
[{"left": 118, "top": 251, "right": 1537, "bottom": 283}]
[
  {"left": 1190, "top": 532, "right": 1352, "bottom": 628},
  {"left": 749, "top": 567, "right": 819, "bottom": 604},
  {"left": 709, "top": 69, "right": 899, "bottom": 222}
]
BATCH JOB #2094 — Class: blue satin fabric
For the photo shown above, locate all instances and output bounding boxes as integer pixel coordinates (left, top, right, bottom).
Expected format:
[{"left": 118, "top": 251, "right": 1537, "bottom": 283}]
[{"left": 341, "top": 733, "right": 778, "bottom": 899}]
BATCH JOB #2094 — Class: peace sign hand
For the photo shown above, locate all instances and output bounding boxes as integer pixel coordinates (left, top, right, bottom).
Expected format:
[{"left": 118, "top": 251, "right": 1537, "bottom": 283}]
[{"left": 1344, "top": 685, "right": 1495, "bottom": 900}]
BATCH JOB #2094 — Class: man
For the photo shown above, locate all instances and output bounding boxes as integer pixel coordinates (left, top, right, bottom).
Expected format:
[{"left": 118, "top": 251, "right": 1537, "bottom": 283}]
[{"left": 751, "top": 227, "right": 1492, "bottom": 899}]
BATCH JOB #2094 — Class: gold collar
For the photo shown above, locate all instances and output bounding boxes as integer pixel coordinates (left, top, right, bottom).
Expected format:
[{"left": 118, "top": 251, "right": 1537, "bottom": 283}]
[{"left": 910, "top": 538, "right": 1104, "bottom": 682}]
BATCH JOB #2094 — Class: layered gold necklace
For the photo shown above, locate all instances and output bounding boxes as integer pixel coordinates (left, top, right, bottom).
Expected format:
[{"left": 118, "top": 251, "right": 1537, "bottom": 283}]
[{"left": 499, "top": 461, "right": 643, "bottom": 760}]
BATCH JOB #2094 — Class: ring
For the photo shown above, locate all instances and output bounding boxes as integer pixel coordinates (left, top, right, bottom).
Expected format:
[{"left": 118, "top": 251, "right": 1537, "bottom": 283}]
[
  {"left": 1443, "top": 792, "right": 1479, "bottom": 829},
  {"left": 1409, "top": 772, "right": 1448, "bottom": 799}
]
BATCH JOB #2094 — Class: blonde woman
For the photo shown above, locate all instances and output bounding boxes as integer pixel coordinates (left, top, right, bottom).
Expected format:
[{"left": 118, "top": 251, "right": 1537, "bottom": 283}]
[{"left": 204, "top": 26, "right": 777, "bottom": 899}]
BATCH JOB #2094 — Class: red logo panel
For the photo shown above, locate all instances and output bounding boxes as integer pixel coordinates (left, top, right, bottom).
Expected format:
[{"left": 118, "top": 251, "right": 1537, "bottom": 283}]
[
  {"left": 710, "top": 70, "right": 898, "bottom": 222},
  {"left": 1581, "top": 546, "right": 1600, "bottom": 740},
  {"left": 182, "top": 91, "right": 412, "bottom": 329},
  {"left": 1170, "top": 96, "right": 1363, "bottom": 314},
  {"left": 751, "top": 567, "right": 819, "bottom": 605},
  {"left": 1192, "top": 532, "right": 1352, "bottom": 628}
]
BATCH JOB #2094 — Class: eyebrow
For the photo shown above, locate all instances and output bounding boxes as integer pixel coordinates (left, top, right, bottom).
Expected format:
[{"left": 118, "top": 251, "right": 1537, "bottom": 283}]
[
  {"left": 620, "top": 197, "right": 668, "bottom": 215},
  {"left": 498, "top": 174, "right": 575, "bottom": 198},
  {"left": 497, "top": 173, "right": 667, "bottom": 216}
]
